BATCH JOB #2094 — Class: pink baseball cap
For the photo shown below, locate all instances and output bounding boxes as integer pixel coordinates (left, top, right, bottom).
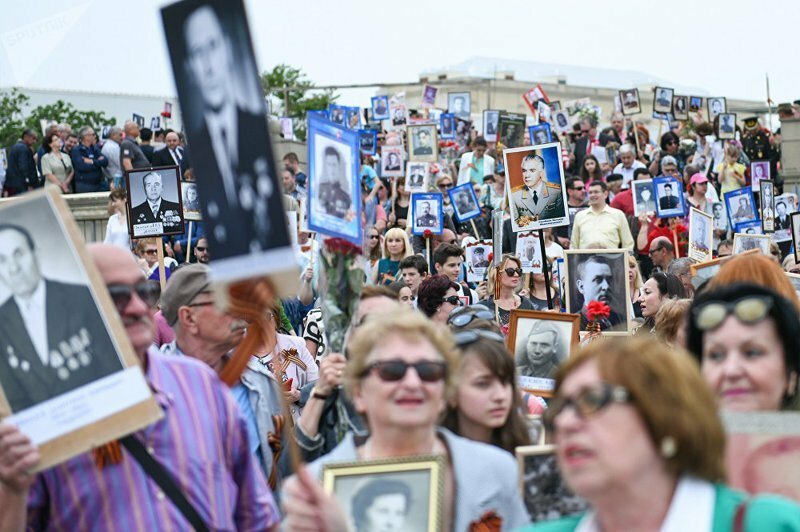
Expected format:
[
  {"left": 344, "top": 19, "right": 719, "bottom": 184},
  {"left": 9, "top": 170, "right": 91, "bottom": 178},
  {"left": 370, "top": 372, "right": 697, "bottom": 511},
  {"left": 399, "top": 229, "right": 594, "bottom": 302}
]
[{"left": 689, "top": 173, "right": 709, "bottom": 187}]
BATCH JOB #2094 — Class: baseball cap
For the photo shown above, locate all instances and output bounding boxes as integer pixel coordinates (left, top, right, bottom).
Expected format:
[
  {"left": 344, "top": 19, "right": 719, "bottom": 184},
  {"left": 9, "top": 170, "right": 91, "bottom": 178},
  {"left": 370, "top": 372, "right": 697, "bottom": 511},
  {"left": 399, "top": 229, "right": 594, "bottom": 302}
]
[
  {"left": 689, "top": 173, "right": 709, "bottom": 187},
  {"left": 160, "top": 264, "right": 213, "bottom": 326}
]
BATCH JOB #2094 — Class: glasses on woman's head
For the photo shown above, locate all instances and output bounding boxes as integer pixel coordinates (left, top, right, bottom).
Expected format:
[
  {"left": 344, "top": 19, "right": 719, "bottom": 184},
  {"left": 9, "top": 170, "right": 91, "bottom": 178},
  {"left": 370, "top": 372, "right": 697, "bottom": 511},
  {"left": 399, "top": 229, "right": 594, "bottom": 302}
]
[
  {"left": 543, "top": 383, "right": 630, "bottom": 431},
  {"left": 503, "top": 267, "right": 523, "bottom": 277},
  {"left": 107, "top": 281, "right": 161, "bottom": 312},
  {"left": 693, "top": 296, "right": 773, "bottom": 331},
  {"left": 448, "top": 305, "right": 495, "bottom": 327},
  {"left": 360, "top": 360, "right": 447, "bottom": 383},
  {"left": 453, "top": 329, "right": 505, "bottom": 347},
  {"left": 441, "top": 295, "right": 463, "bottom": 306}
]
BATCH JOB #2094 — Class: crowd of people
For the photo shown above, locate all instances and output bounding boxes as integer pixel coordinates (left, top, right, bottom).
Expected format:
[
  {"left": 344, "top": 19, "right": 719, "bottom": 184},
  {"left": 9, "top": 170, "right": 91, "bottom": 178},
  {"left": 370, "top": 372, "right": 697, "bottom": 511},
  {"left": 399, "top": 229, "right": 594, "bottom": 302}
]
[{"left": 2, "top": 91, "right": 800, "bottom": 531}]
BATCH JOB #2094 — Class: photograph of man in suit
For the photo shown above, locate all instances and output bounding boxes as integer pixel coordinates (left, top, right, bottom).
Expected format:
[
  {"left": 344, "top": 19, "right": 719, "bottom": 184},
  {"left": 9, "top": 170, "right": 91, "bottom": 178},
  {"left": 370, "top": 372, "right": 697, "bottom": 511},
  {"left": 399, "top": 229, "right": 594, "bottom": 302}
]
[
  {"left": 734, "top": 196, "right": 754, "bottom": 222},
  {"left": 775, "top": 201, "right": 790, "bottom": 230},
  {"left": 171, "top": 3, "right": 285, "bottom": 256},
  {"left": 454, "top": 190, "right": 476, "bottom": 216},
  {"left": 485, "top": 112, "right": 498, "bottom": 135},
  {"left": 511, "top": 153, "right": 565, "bottom": 225},
  {"left": 372, "top": 96, "right": 388, "bottom": 118},
  {"left": 152, "top": 131, "right": 190, "bottom": 177},
  {"left": 656, "top": 88, "right": 671, "bottom": 110},
  {"left": 407, "top": 164, "right": 425, "bottom": 189},
  {"left": 412, "top": 129, "right": 433, "bottom": 156},
  {"left": 720, "top": 114, "right": 735, "bottom": 134},
  {"left": 415, "top": 201, "right": 438, "bottom": 228},
  {"left": 0, "top": 224, "right": 122, "bottom": 412},
  {"left": 573, "top": 255, "right": 625, "bottom": 331},
  {"left": 658, "top": 182, "right": 679, "bottom": 210},
  {"left": 130, "top": 170, "right": 182, "bottom": 234},
  {"left": 317, "top": 145, "right": 352, "bottom": 219},
  {"left": 441, "top": 115, "right": 454, "bottom": 136}
]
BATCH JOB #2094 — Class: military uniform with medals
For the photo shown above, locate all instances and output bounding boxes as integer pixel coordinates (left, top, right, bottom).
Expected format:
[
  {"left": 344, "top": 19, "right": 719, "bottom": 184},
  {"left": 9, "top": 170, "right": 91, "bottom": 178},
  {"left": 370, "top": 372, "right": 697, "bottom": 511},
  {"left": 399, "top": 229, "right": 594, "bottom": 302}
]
[
  {"left": 511, "top": 181, "right": 564, "bottom": 225},
  {"left": 319, "top": 181, "right": 352, "bottom": 219}
]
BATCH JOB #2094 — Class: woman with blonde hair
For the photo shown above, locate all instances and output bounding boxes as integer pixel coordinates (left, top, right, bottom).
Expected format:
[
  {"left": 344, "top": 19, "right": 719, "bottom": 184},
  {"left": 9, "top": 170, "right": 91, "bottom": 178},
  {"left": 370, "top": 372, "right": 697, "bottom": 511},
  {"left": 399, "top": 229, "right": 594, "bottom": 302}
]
[
  {"left": 370, "top": 227, "right": 411, "bottom": 286},
  {"left": 654, "top": 298, "right": 691, "bottom": 347},
  {"left": 479, "top": 254, "right": 538, "bottom": 329},
  {"left": 628, "top": 254, "right": 644, "bottom": 318}
]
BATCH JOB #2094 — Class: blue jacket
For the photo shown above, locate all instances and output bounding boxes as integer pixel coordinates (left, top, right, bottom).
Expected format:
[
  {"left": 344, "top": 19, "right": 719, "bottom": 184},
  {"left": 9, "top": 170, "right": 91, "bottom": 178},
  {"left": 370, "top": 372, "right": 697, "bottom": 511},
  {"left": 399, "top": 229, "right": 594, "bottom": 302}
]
[
  {"left": 70, "top": 144, "right": 108, "bottom": 184},
  {"left": 5, "top": 141, "right": 38, "bottom": 189}
]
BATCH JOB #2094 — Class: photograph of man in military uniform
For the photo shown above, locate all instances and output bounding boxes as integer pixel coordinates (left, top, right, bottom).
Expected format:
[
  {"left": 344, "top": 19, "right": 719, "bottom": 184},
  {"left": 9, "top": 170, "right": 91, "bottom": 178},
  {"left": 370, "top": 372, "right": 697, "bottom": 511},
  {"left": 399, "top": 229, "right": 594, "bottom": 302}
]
[
  {"left": 514, "top": 319, "right": 568, "bottom": 380},
  {"left": 510, "top": 152, "right": 565, "bottom": 228},
  {"left": 415, "top": 201, "right": 438, "bottom": 228},
  {"left": 0, "top": 223, "right": 123, "bottom": 413},
  {"left": 129, "top": 169, "right": 184, "bottom": 237},
  {"left": 317, "top": 145, "right": 352, "bottom": 220},
  {"left": 409, "top": 125, "right": 436, "bottom": 162}
]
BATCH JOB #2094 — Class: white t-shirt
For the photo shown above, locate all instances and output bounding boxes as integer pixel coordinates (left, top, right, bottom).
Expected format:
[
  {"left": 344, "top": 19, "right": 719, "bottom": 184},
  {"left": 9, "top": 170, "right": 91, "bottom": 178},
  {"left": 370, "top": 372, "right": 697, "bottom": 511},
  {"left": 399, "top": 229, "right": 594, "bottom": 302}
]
[{"left": 614, "top": 160, "right": 646, "bottom": 189}]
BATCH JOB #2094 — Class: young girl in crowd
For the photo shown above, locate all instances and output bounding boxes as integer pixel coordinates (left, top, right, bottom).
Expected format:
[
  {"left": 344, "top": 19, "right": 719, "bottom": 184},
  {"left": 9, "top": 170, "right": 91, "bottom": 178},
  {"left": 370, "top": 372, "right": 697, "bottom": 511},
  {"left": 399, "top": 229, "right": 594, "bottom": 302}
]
[
  {"left": 370, "top": 227, "right": 411, "bottom": 286},
  {"left": 579, "top": 154, "right": 603, "bottom": 183}
]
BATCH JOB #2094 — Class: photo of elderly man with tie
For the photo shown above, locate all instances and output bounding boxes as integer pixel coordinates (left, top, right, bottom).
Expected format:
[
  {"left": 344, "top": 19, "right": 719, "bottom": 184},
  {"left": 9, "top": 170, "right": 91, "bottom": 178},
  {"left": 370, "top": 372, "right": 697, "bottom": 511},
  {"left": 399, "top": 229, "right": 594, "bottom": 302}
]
[{"left": 128, "top": 168, "right": 184, "bottom": 237}]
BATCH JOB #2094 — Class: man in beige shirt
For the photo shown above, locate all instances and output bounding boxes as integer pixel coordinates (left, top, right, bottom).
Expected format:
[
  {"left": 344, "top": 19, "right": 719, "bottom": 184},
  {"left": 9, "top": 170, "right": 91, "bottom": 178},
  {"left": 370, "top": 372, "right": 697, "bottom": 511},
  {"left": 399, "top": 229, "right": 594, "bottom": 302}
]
[{"left": 570, "top": 180, "right": 634, "bottom": 250}]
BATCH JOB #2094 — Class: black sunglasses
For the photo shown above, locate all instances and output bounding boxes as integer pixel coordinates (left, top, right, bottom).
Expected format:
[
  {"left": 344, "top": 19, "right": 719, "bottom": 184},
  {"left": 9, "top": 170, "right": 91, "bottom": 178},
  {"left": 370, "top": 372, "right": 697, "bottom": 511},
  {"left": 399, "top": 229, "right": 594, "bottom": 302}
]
[
  {"left": 543, "top": 383, "right": 630, "bottom": 431},
  {"left": 442, "top": 295, "right": 463, "bottom": 306},
  {"left": 107, "top": 281, "right": 161, "bottom": 312},
  {"left": 195, "top": 246, "right": 207, "bottom": 252},
  {"left": 504, "top": 267, "right": 523, "bottom": 277},
  {"left": 453, "top": 329, "right": 505, "bottom": 347},
  {"left": 448, "top": 305, "right": 495, "bottom": 327},
  {"left": 360, "top": 360, "right": 447, "bottom": 383},
  {"left": 438, "top": 183, "right": 454, "bottom": 189},
  {"left": 692, "top": 296, "right": 773, "bottom": 332}
]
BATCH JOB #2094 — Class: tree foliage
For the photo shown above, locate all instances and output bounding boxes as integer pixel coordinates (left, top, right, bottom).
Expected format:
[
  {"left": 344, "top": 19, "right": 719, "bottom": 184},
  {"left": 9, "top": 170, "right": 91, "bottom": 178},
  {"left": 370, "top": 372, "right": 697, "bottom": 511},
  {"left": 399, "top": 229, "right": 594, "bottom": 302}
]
[
  {"left": 0, "top": 88, "right": 116, "bottom": 150},
  {"left": 260, "top": 64, "right": 337, "bottom": 141}
]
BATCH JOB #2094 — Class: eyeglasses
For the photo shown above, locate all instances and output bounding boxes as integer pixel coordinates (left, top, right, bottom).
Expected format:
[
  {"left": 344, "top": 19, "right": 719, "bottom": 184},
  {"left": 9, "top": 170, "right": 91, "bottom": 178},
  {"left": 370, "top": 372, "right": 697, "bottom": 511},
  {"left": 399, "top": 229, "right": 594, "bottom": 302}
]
[
  {"left": 571, "top": 186, "right": 585, "bottom": 191},
  {"left": 195, "top": 246, "right": 207, "bottom": 252},
  {"left": 693, "top": 296, "right": 773, "bottom": 331},
  {"left": 107, "top": 281, "right": 161, "bottom": 312},
  {"left": 453, "top": 329, "right": 505, "bottom": 346},
  {"left": 360, "top": 360, "right": 447, "bottom": 383},
  {"left": 543, "top": 383, "right": 630, "bottom": 431},
  {"left": 441, "top": 295, "right": 463, "bottom": 306},
  {"left": 369, "top": 235, "right": 379, "bottom": 240},
  {"left": 666, "top": 140, "right": 678, "bottom": 146},
  {"left": 648, "top": 247, "right": 662, "bottom": 256},
  {"left": 438, "top": 183, "right": 453, "bottom": 189},
  {"left": 503, "top": 267, "right": 523, "bottom": 277},
  {"left": 448, "top": 305, "right": 495, "bottom": 327},
  {"left": 145, "top": 249, "right": 158, "bottom": 255}
]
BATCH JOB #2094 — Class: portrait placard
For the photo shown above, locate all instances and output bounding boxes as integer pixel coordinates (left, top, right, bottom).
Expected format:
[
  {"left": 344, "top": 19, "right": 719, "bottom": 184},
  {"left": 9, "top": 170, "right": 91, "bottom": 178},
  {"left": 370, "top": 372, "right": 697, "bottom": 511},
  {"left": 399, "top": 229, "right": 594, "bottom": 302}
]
[
  {"left": 407, "top": 123, "right": 438, "bottom": 163},
  {"left": 708, "top": 97, "right": 727, "bottom": 118},
  {"left": 132, "top": 113, "right": 145, "bottom": 128},
  {"left": 380, "top": 145, "right": 405, "bottom": 178},
  {"left": 536, "top": 100, "right": 552, "bottom": 123},
  {"left": 711, "top": 202, "right": 729, "bottom": 233},
  {"left": 516, "top": 445, "right": 587, "bottom": 523},
  {"left": 564, "top": 249, "right": 631, "bottom": 334},
  {"left": 689, "top": 96, "right": 703, "bottom": 113},
  {"left": 307, "top": 113, "right": 362, "bottom": 245},
  {"left": 447, "top": 91, "right": 471, "bottom": 121},
  {"left": 760, "top": 180, "right": 776, "bottom": 233},
  {"left": 750, "top": 161, "right": 771, "bottom": 191},
  {"left": 388, "top": 102, "right": 408, "bottom": 130},
  {"left": 0, "top": 188, "right": 161, "bottom": 471},
  {"left": 440, "top": 113, "right": 456, "bottom": 140},
  {"left": 504, "top": 143, "right": 569, "bottom": 232},
  {"left": 454, "top": 117, "right": 472, "bottom": 150},
  {"left": 421, "top": 85, "right": 438, "bottom": 108},
  {"left": 125, "top": 165, "right": 185, "bottom": 238},
  {"left": 632, "top": 180, "right": 657, "bottom": 217},
  {"left": 448, "top": 182, "right": 481, "bottom": 223},
  {"left": 733, "top": 233, "right": 771, "bottom": 255},
  {"left": 688, "top": 207, "right": 713, "bottom": 263},
  {"left": 735, "top": 220, "right": 763, "bottom": 235},
  {"left": 552, "top": 110, "right": 571, "bottom": 134},
  {"left": 161, "top": 0, "right": 295, "bottom": 288},
  {"left": 653, "top": 175, "right": 686, "bottom": 218},
  {"left": 725, "top": 188, "right": 758, "bottom": 229},
  {"left": 411, "top": 193, "right": 444, "bottom": 235},
  {"left": 689, "top": 249, "right": 758, "bottom": 282},
  {"left": 619, "top": 89, "right": 641, "bottom": 115},
  {"left": 371, "top": 95, "right": 390, "bottom": 121},
  {"left": 322, "top": 455, "right": 445, "bottom": 532},
  {"left": 464, "top": 240, "right": 492, "bottom": 283},
  {"left": 672, "top": 95, "right": 688, "bottom": 120},
  {"left": 516, "top": 231, "right": 543, "bottom": 274},
  {"left": 508, "top": 310, "right": 580, "bottom": 396},
  {"left": 653, "top": 86, "right": 674, "bottom": 114},
  {"left": 528, "top": 123, "right": 553, "bottom": 146},
  {"left": 522, "top": 84, "right": 550, "bottom": 114},
  {"left": 406, "top": 162, "right": 429, "bottom": 194},
  {"left": 329, "top": 104, "right": 346, "bottom": 126},
  {"left": 345, "top": 106, "right": 361, "bottom": 130},
  {"left": 555, "top": 257, "right": 566, "bottom": 312},
  {"left": 773, "top": 193, "right": 797, "bottom": 243},
  {"left": 497, "top": 112, "right": 526, "bottom": 148},
  {"left": 181, "top": 179, "right": 202, "bottom": 221},
  {"left": 482, "top": 110, "right": 500, "bottom": 142},
  {"left": 718, "top": 113, "right": 737, "bottom": 140},
  {"left": 359, "top": 129, "right": 377, "bottom": 156}
]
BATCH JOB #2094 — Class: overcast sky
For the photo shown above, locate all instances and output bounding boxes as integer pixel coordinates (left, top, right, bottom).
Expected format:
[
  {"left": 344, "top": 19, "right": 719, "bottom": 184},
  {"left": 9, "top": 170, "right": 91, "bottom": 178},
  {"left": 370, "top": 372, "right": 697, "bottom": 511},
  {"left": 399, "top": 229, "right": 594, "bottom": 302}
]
[{"left": 1, "top": 0, "right": 795, "bottom": 107}]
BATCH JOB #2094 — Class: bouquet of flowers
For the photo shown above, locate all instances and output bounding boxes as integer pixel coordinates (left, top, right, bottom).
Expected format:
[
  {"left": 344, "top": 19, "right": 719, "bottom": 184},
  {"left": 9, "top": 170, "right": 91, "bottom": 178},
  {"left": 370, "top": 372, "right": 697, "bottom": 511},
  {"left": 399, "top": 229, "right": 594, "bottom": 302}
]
[{"left": 319, "top": 237, "right": 364, "bottom": 353}]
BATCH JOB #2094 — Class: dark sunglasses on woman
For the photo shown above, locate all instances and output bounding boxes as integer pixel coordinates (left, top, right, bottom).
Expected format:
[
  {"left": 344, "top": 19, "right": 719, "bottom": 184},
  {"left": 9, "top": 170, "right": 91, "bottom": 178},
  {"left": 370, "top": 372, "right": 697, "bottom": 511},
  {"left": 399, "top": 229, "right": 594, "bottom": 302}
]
[
  {"left": 360, "top": 360, "right": 447, "bottom": 382},
  {"left": 442, "top": 295, "right": 463, "bottom": 306},
  {"left": 504, "top": 267, "right": 523, "bottom": 277},
  {"left": 107, "top": 281, "right": 161, "bottom": 312},
  {"left": 692, "top": 296, "right": 773, "bottom": 331},
  {"left": 543, "top": 383, "right": 630, "bottom": 431}
]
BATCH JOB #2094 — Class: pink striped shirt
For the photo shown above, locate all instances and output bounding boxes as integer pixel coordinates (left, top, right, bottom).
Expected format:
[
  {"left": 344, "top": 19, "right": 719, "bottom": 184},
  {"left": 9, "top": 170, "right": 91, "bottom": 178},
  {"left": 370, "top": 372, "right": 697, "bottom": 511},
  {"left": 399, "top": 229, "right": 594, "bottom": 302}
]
[{"left": 27, "top": 349, "right": 279, "bottom": 531}]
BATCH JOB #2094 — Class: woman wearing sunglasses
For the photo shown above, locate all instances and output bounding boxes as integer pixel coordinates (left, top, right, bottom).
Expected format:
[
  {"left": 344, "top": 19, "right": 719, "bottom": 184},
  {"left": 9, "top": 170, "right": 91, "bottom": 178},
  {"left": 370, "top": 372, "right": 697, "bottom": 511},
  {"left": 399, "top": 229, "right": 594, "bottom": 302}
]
[
  {"left": 635, "top": 272, "right": 686, "bottom": 334},
  {"left": 521, "top": 338, "right": 800, "bottom": 531},
  {"left": 282, "top": 308, "right": 529, "bottom": 531},
  {"left": 687, "top": 283, "right": 799, "bottom": 412},
  {"left": 479, "top": 254, "right": 539, "bottom": 330},
  {"left": 417, "top": 274, "right": 463, "bottom": 324}
]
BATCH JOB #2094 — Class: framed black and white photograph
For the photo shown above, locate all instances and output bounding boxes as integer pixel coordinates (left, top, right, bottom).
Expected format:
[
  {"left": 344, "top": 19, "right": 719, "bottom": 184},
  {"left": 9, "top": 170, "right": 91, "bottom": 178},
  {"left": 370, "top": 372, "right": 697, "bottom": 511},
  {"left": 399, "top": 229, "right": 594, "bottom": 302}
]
[
  {"left": 750, "top": 161, "right": 771, "bottom": 191},
  {"left": 516, "top": 445, "right": 587, "bottom": 523},
  {"left": 619, "top": 89, "right": 641, "bottom": 115},
  {"left": 464, "top": 240, "right": 492, "bottom": 283},
  {"left": 454, "top": 117, "right": 472, "bottom": 149},
  {"left": 307, "top": 113, "right": 362, "bottom": 245},
  {"left": 708, "top": 97, "right": 727, "bottom": 118},
  {"left": 552, "top": 110, "right": 571, "bottom": 134},
  {"left": 359, "top": 129, "right": 377, "bottom": 156},
  {"left": 735, "top": 220, "right": 763, "bottom": 235},
  {"left": 508, "top": 310, "right": 580, "bottom": 396},
  {"left": 447, "top": 91, "right": 471, "bottom": 121},
  {"left": 688, "top": 207, "right": 713, "bottom": 263},
  {"left": 380, "top": 145, "right": 405, "bottom": 178},
  {"left": 504, "top": 144, "right": 569, "bottom": 232},
  {"left": 711, "top": 202, "right": 729, "bottom": 232},
  {"left": 0, "top": 188, "right": 161, "bottom": 470},
  {"left": 322, "top": 456, "right": 445, "bottom": 532},
  {"left": 406, "top": 162, "right": 429, "bottom": 194},
  {"left": 483, "top": 109, "right": 500, "bottom": 142},
  {"left": 565, "top": 249, "right": 631, "bottom": 334},
  {"left": 161, "top": 0, "right": 295, "bottom": 285},
  {"left": 345, "top": 106, "right": 361, "bottom": 131},
  {"left": 181, "top": 180, "right": 202, "bottom": 221},
  {"left": 411, "top": 193, "right": 444, "bottom": 235},
  {"left": 329, "top": 104, "right": 346, "bottom": 126},
  {"left": 537, "top": 101, "right": 552, "bottom": 124},
  {"left": 792, "top": 212, "right": 800, "bottom": 263},
  {"left": 421, "top": 84, "right": 438, "bottom": 108},
  {"left": 690, "top": 254, "right": 739, "bottom": 284},
  {"left": 150, "top": 116, "right": 161, "bottom": 130},
  {"left": 724, "top": 188, "right": 758, "bottom": 228},
  {"left": 689, "top": 96, "right": 703, "bottom": 113},
  {"left": 371, "top": 95, "right": 390, "bottom": 121},
  {"left": 497, "top": 112, "right": 526, "bottom": 149},
  {"left": 528, "top": 123, "right": 553, "bottom": 146},
  {"left": 774, "top": 193, "right": 797, "bottom": 243},
  {"left": 132, "top": 113, "right": 145, "bottom": 128},
  {"left": 126, "top": 166, "right": 184, "bottom": 238},
  {"left": 448, "top": 182, "right": 481, "bottom": 223},
  {"left": 733, "top": 233, "right": 771, "bottom": 255},
  {"left": 672, "top": 95, "right": 688, "bottom": 120},
  {"left": 440, "top": 113, "right": 455, "bottom": 140},
  {"left": 389, "top": 102, "right": 408, "bottom": 130},
  {"left": 718, "top": 113, "right": 737, "bottom": 140},
  {"left": 653, "top": 176, "right": 686, "bottom": 218},
  {"left": 407, "top": 123, "right": 438, "bottom": 163},
  {"left": 516, "top": 231, "right": 543, "bottom": 274},
  {"left": 522, "top": 84, "right": 550, "bottom": 115},
  {"left": 653, "top": 86, "right": 674, "bottom": 114},
  {"left": 760, "top": 180, "right": 776, "bottom": 233}
]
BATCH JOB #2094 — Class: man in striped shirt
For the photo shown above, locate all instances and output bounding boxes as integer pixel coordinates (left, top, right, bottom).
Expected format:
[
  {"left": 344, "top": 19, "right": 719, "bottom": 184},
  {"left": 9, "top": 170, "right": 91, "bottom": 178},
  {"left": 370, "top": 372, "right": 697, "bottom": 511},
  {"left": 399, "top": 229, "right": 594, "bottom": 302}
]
[{"left": 0, "top": 244, "right": 280, "bottom": 531}]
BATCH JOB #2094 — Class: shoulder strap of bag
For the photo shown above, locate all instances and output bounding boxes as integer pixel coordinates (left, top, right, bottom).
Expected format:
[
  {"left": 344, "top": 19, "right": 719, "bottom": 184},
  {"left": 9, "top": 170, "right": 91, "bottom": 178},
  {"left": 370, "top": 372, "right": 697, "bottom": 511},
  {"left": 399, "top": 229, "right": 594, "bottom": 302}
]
[
  {"left": 120, "top": 435, "right": 210, "bottom": 532},
  {"left": 733, "top": 498, "right": 748, "bottom": 532}
]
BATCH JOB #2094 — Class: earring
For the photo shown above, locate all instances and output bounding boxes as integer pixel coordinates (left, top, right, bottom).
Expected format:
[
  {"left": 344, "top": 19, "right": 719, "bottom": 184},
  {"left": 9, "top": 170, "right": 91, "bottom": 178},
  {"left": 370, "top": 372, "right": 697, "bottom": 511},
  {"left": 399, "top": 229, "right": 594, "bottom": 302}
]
[{"left": 660, "top": 436, "right": 677, "bottom": 459}]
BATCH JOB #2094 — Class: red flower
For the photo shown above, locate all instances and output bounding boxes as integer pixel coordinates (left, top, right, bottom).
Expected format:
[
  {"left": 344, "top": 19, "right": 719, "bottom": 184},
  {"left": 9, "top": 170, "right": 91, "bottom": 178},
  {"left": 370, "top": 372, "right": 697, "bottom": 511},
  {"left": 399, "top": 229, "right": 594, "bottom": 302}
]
[
  {"left": 423, "top": 229, "right": 433, "bottom": 239},
  {"left": 487, "top": 252, "right": 494, "bottom": 264},
  {"left": 469, "top": 510, "right": 502, "bottom": 532},
  {"left": 586, "top": 300, "right": 611, "bottom": 322},
  {"left": 323, "top": 237, "right": 362, "bottom": 257}
]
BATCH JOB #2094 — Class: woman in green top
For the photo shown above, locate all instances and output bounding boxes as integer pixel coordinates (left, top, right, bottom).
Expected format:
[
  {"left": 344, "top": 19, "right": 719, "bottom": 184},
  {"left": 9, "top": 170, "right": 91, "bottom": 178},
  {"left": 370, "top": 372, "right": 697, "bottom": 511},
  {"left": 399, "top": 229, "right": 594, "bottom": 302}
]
[
  {"left": 523, "top": 338, "right": 800, "bottom": 531},
  {"left": 371, "top": 227, "right": 411, "bottom": 286}
]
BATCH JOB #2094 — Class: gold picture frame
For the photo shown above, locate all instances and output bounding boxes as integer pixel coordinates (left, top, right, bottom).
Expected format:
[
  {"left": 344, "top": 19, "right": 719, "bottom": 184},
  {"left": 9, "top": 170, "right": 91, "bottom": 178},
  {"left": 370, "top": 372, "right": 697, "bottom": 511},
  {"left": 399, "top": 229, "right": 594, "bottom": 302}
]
[{"left": 322, "top": 454, "right": 445, "bottom": 532}]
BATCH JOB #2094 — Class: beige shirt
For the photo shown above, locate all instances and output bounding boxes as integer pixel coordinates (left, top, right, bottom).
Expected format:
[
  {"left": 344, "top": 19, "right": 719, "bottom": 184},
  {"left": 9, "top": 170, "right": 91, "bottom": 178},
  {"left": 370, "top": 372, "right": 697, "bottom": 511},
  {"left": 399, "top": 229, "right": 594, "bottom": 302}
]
[
  {"left": 41, "top": 152, "right": 73, "bottom": 185},
  {"left": 570, "top": 204, "right": 635, "bottom": 250}
]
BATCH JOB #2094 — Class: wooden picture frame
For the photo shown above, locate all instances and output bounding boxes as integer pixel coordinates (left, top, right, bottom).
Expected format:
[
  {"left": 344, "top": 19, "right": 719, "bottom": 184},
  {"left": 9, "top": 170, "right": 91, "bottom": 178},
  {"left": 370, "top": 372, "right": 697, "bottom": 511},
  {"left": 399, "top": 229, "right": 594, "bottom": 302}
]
[
  {"left": 652, "top": 86, "right": 674, "bottom": 115},
  {"left": 125, "top": 165, "right": 185, "bottom": 239},
  {"left": 619, "top": 89, "right": 641, "bottom": 115},
  {"left": 718, "top": 112, "right": 737, "bottom": 140},
  {"left": 322, "top": 455, "right": 445, "bottom": 532},
  {"left": 507, "top": 309, "right": 580, "bottom": 397},
  {"left": 672, "top": 95, "right": 689, "bottom": 120},
  {"left": 760, "top": 180, "right": 775, "bottom": 233},
  {"left": 516, "top": 444, "right": 587, "bottom": 523},
  {"left": 0, "top": 188, "right": 161, "bottom": 471},
  {"left": 564, "top": 249, "right": 632, "bottom": 334},
  {"left": 407, "top": 123, "right": 438, "bottom": 163},
  {"left": 733, "top": 233, "right": 772, "bottom": 255},
  {"left": 708, "top": 97, "right": 727, "bottom": 118}
]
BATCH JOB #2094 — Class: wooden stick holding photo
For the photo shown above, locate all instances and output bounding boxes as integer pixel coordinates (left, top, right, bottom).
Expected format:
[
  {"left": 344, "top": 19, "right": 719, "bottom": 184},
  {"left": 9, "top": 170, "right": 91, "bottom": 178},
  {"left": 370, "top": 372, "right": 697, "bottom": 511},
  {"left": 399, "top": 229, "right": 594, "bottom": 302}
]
[
  {"left": 470, "top": 219, "right": 480, "bottom": 240},
  {"left": 155, "top": 238, "right": 167, "bottom": 291},
  {"left": 184, "top": 221, "right": 194, "bottom": 264},
  {"left": 538, "top": 229, "right": 553, "bottom": 310},
  {"left": 630, "top": 118, "right": 642, "bottom": 156}
]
